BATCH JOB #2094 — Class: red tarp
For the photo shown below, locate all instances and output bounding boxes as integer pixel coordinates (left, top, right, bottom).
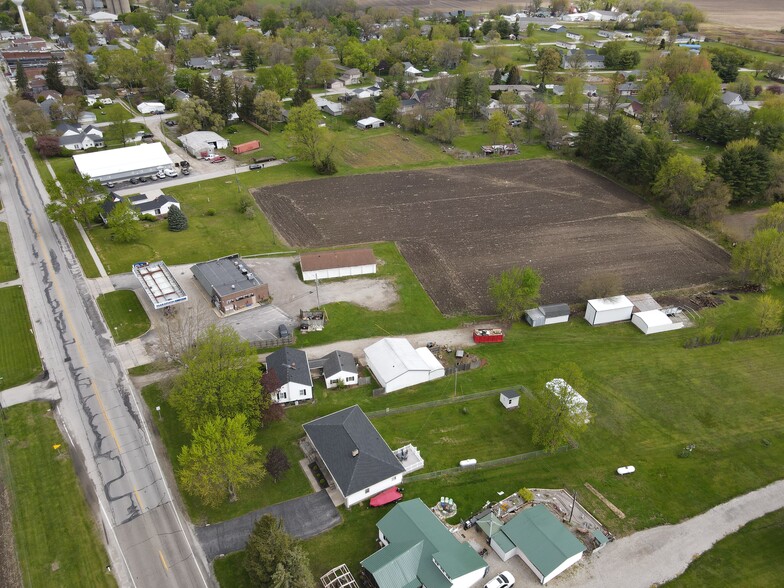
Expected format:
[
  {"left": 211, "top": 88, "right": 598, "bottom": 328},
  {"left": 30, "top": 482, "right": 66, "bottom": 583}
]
[{"left": 370, "top": 487, "right": 402, "bottom": 507}]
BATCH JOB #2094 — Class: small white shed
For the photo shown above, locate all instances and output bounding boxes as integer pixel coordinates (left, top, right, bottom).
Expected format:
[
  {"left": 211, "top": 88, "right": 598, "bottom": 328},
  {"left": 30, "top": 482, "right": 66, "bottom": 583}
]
[
  {"left": 631, "top": 310, "right": 683, "bottom": 335},
  {"left": 137, "top": 101, "right": 166, "bottom": 115},
  {"left": 525, "top": 304, "right": 570, "bottom": 327},
  {"left": 356, "top": 116, "right": 385, "bottom": 130},
  {"left": 584, "top": 296, "right": 634, "bottom": 326},
  {"left": 500, "top": 389, "right": 520, "bottom": 409}
]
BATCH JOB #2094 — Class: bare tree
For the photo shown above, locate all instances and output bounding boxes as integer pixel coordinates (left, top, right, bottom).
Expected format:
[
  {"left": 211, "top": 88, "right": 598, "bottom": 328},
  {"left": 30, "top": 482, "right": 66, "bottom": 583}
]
[{"left": 157, "top": 304, "right": 215, "bottom": 364}]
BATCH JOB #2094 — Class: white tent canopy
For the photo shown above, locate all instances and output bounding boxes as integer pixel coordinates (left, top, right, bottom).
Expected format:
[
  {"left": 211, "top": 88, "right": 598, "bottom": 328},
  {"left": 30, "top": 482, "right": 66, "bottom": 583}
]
[
  {"left": 364, "top": 338, "right": 444, "bottom": 393},
  {"left": 632, "top": 310, "right": 683, "bottom": 335}
]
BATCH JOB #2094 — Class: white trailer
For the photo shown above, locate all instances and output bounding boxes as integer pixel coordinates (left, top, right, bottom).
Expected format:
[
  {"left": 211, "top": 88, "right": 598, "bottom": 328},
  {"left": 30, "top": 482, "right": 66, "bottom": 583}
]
[{"left": 584, "top": 296, "right": 634, "bottom": 326}]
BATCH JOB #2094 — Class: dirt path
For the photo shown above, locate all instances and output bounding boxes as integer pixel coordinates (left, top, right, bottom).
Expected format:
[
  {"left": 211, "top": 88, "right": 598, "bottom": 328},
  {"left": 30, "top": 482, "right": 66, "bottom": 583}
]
[{"left": 559, "top": 479, "right": 784, "bottom": 587}]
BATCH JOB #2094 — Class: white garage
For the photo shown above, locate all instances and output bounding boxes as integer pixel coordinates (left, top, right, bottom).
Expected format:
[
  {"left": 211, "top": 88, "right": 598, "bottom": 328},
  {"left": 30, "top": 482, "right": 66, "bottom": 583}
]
[
  {"left": 632, "top": 310, "right": 683, "bottom": 335},
  {"left": 178, "top": 131, "right": 229, "bottom": 158},
  {"left": 300, "top": 248, "right": 376, "bottom": 281},
  {"left": 364, "top": 338, "right": 444, "bottom": 393},
  {"left": 584, "top": 295, "right": 634, "bottom": 326}
]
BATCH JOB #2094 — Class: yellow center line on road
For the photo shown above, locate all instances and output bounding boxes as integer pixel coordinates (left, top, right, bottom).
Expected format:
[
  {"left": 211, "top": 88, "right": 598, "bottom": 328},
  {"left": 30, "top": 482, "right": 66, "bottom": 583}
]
[
  {"left": 159, "top": 550, "right": 169, "bottom": 572},
  {"left": 8, "top": 150, "right": 146, "bottom": 513}
]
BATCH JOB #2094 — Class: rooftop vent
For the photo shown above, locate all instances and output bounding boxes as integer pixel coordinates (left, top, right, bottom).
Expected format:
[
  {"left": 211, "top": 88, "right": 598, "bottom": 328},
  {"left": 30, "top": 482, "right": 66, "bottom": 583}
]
[
  {"left": 351, "top": 449, "right": 359, "bottom": 457},
  {"left": 231, "top": 284, "right": 236, "bottom": 289}
]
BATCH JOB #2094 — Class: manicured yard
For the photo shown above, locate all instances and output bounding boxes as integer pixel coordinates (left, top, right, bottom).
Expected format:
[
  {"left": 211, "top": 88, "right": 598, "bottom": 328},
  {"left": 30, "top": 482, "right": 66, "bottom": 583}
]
[
  {"left": 89, "top": 102, "right": 133, "bottom": 123},
  {"left": 0, "top": 286, "right": 41, "bottom": 390},
  {"left": 96, "top": 290, "right": 151, "bottom": 343},
  {"left": 0, "top": 221, "right": 18, "bottom": 282},
  {"left": 0, "top": 402, "right": 116, "bottom": 588},
  {"left": 372, "top": 394, "right": 539, "bottom": 472},
  {"left": 665, "top": 508, "right": 784, "bottom": 587}
]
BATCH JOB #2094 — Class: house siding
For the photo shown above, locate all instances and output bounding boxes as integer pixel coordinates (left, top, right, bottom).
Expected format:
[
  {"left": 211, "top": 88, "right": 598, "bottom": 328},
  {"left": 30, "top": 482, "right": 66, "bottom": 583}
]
[
  {"left": 301, "top": 263, "right": 377, "bottom": 281},
  {"left": 325, "top": 370, "right": 358, "bottom": 389},
  {"left": 273, "top": 381, "right": 313, "bottom": 404},
  {"left": 345, "top": 473, "right": 402, "bottom": 507}
]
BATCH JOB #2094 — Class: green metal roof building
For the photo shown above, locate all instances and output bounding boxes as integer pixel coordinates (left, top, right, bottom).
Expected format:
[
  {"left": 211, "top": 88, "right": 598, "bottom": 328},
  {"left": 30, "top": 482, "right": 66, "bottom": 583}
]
[
  {"left": 479, "top": 504, "right": 586, "bottom": 584},
  {"left": 361, "top": 499, "right": 487, "bottom": 588}
]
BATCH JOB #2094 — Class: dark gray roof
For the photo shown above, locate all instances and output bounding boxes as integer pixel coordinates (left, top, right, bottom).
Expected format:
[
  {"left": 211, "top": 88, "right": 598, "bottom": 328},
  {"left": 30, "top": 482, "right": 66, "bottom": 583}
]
[
  {"left": 323, "top": 350, "right": 357, "bottom": 380},
  {"left": 266, "top": 346, "right": 312, "bottom": 387},
  {"left": 136, "top": 194, "right": 177, "bottom": 214},
  {"left": 59, "top": 134, "right": 88, "bottom": 146},
  {"left": 540, "top": 303, "right": 570, "bottom": 318},
  {"left": 304, "top": 405, "right": 405, "bottom": 496},
  {"left": 190, "top": 254, "right": 264, "bottom": 298},
  {"left": 500, "top": 389, "right": 520, "bottom": 399}
]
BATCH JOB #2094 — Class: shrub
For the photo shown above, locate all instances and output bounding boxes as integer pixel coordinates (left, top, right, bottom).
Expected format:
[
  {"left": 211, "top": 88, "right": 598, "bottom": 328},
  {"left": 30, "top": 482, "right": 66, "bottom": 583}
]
[
  {"left": 264, "top": 446, "right": 291, "bottom": 482},
  {"left": 518, "top": 487, "right": 534, "bottom": 503},
  {"left": 139, "top": 213, "right": 157, "bottom": 222},
  {"left": 205, "top": 208, "right": 216, "bottom": 216},
  {"left": 225, "top": 125, "right": 238, "bottom": 134},
  {"left": 315, "top": 156, "right": 337, "bottom": 176},
  {"left": 167, "top": 205, "right": 188, "bottom": 231},
  {"left": 238, "top": 194, "right": 253, "bottom": 213}
]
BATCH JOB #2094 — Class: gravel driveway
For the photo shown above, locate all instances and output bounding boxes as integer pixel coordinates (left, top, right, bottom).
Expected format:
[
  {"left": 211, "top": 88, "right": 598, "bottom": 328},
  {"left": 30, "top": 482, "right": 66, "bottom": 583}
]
[{"left": 557, "top": 479, "right": 784, "bottom": 587}]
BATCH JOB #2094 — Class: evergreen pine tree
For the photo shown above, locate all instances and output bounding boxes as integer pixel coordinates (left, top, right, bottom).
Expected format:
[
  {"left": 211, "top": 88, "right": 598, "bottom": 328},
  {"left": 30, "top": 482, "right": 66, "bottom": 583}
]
[
  {"left": 44, "top": 62, "right": 65, "bottom": 94},
  {"left": 492, "top": 68, "right": 503, "bottom": 85},
  {"left": 239, "top": 85, "right": 257, "bottom": 121},
  {"left": 15, "top": 65, "right": 29, "bottom": 96},
  {"left": 507, "top": 64, "right": 521, "bottom": 86},
  {"left": 216, "top": 75, "right": 234, "bottom": 120},
  {"left": 168, "top": 205, "right": 188, "bottom": 232},
  {"left": 291, "top": 81, "right": 311, "bottom": 107}
]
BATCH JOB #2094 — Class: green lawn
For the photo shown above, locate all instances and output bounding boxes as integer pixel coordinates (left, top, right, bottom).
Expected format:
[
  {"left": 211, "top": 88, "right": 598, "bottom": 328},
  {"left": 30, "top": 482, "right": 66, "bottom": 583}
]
[
  {"left": 665, "top": 508, "right": 784, "bottom": 587},
  {"left": 0, "top": 402, "right": 116, "bottom": 587},
  {"left": 372, "top": 394, "right": 539, "bottom": 472},
  {"left": 0, "top": 221, "right": 18, "bottom": 282},
  {"left": 203, "top": 288, "right": 784, "bottom": 582},
  {"left": 96, "top": 290, "right": 151, "bottom": 343},
  {"left": 0, "top": 286, "right": 41, "bottom": 390},
  {"left": 701, "top": 42, "right": 784, "bottom": 65},
  {"left": 102, "top": 122, "right": 148, "bottom": 148},
  {"left": 90, "top": 102, "right": 133, "bottom": 123}
]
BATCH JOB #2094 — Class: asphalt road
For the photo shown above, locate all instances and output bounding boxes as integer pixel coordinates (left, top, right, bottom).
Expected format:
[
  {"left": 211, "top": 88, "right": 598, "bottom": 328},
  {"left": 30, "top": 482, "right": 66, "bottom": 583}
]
[{"left": 0, "top": 80, "right": 210, "bottom": 587}]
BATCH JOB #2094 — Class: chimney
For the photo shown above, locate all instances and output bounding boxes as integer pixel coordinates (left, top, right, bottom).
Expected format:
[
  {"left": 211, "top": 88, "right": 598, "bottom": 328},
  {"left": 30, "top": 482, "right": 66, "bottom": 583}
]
[{"left": 351, "top": 449, "right": 359, "bottom": 457}]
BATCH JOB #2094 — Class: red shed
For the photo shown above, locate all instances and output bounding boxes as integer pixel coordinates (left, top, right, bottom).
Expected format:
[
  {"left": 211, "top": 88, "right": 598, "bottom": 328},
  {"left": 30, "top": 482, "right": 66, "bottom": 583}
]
[
  {"left": 473, "top": 328, "right": 504, "bottom": 343},
  {"left": 233, "top": 140, "right": 260, "bottom": 154}
]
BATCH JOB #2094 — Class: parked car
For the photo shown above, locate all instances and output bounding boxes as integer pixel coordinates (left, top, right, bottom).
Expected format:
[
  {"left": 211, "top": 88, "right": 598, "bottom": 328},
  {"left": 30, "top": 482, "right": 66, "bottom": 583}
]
[
  {"left": 165, "top": 120, "right": 176, "bottom": 127},
  {"left": 156, "top": 170, "right": 166, "bottom": 179},
  {"left": 104, "top": 181, "right": 115, "bottom": 188},
  {"left": 129, "top": 177, "right": 140, "bottom": 184},
  {"left": 138, "top": 176, "right": 148, "bottom": 183},
  {"left": 484, "top": 573, "right": 514, "bottom": 588},
  {"left": 163, "top": 168, "right": 178, "bottom": 177},
  {"left": 617, "top": 465, "right": 636, "bottom": 475},
  {"left": 149, "top": 174, "right": 159, "bottom": 181},
  {"left": 181, "top": 168, "right": 191, "bottom": 175},
  {"left": 249, "top": 163, "right": 264, "bottom": 170},
  {"left": 278, "top": 324, "right": 289, "bottom": 338},
  {"left": 211, "top": 155, "right": 227, "bottom": 163},
  {"left": 99, "top": 98, "right": 113, "bottom": 105},
  {"left": 142, "top": 133, "right": 154, "bottom": 139}
]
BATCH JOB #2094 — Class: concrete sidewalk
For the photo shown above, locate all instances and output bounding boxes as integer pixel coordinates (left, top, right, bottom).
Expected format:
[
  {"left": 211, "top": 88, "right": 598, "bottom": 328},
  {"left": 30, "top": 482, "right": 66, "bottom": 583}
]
[{"left": 0, "top": 381, "right": 60, "bottom": 408}]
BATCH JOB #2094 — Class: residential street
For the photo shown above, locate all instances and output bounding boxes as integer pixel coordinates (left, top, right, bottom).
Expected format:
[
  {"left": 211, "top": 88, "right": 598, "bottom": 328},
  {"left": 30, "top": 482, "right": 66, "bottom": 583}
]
[{"left": 0, "top": 79, "right": 210, "bottom": 587}]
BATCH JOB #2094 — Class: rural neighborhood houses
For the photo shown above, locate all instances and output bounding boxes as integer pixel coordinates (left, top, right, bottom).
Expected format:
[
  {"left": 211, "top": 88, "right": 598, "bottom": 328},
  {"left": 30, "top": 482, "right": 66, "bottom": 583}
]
[{"left": 266, "top": 346, "right": 313, "bottom": 404}]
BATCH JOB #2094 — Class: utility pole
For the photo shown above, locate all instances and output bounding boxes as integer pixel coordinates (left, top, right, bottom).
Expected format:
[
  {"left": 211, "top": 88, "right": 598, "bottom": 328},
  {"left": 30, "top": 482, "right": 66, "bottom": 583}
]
[
  {"left": 314, "top": 276, "right": 321, "bottom": 309},
  {"left": 568, "top": 488, "right": 577, "bottom": 523}
]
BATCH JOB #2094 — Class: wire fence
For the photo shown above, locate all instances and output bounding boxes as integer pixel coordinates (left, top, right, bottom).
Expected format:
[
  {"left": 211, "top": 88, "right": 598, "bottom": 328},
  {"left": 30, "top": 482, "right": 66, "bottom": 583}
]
[
  {"left": 405, "top": 442, "right": 577, "bottom": 483},
  {"left": 366, "top": 386, "right": 527, "bottom": 419}
]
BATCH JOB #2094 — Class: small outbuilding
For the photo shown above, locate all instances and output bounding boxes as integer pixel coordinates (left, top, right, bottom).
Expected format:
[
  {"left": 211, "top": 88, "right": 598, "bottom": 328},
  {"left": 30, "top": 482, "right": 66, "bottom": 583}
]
[
  {"left": 300, "top": 248, "right": 376, "bottom": 281},
  {"left": 178, "top": 131, "right": 229, "bottom": 158},
  {"left": 584, "top": 295, "right": 634, "bottom": 326},
  {"left": 364, "top": 338, "right": 444, "bottom": 393},
  {"left": 500, "top": 389, "right": 520, "bottom": 409},
  {"left": 137, "top": 101, "right": 165, "bottom": 115},
  {"left": 631, "top": 310, "right": 683, "bottom": 335},
  {"left": 356, "top": 116, "right": 385, "bottom": 130},
  {"left": 312, "top": 350, "right": 359, "bottom": 389},
  {"left": 525, "top": 304, "right": 570, "bottom": 327}
]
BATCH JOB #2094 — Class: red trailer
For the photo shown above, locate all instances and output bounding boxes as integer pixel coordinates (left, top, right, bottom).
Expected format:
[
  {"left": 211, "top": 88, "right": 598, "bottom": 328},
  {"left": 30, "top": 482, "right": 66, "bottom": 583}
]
[
  {"left": 473, "top": 328, "right": 504, "bottom": 343},
  {"left": 233, "top": 140, "right": 260, "bottom": 154},
  {"left": 370, "top": 486, "right": 403, "bottom": 507}
]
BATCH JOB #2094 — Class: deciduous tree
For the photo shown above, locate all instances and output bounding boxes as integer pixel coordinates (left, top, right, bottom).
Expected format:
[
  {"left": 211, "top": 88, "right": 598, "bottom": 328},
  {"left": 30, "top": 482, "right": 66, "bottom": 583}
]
[
  {"left": 178, "top": 414, "right": 265, "bottom": 506},
  {"left": 169, "top": 324, "right": 263, "bottom": 430},
  {"left": 535, "top": 46, "right": 561, "bottom": 85},
  {"left": 488, "top": 266, "right": 542, "bottom": 322},
  {"left": 253, "top": 90, "right": 282, "bottom": 129},
  {"left": 285, "top": 100, "right": 336, "bottom": 172},
  {"left": 487, "top": 110, "right": 509, "bottom": 143},
  {"left": 264, "top": 446, "right": 290, "bottom": 482},
  {"left": 732, "top": 228, "right": 784, "bottom": 286},
  {"left": 718, "top": 138, "right": 773, "bottom": 204},
  {"left": 106, "top": 200, "right": 141, "bottom": 243},
  {"left": 527, "top": 363, "right": 590, "bottom": 452},
  {"left": 562, "top": 76, "right": 585, "bottom": 119},
  {"left": 427, "top": 107, "right": 464, "bottom": 144},
  {"left": 652, "top": 153, "right": 707, "bottom": 215}
]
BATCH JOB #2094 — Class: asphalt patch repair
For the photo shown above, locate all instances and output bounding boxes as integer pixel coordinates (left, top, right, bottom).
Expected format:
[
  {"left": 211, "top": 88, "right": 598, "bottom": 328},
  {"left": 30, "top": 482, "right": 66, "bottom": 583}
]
[{"left": 254, "top": 160, "right": 730, "bottom": 315}]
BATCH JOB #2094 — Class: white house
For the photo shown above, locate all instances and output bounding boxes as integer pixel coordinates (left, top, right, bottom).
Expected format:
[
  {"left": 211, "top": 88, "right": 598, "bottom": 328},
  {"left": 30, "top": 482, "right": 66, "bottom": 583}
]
[
  {"left": 402, "top": 61, "right": 422, "bottom": 77},
  {"left": 546, "top": 378, "right": 589, "bottom": 423},
  {"left": 584, "top": 296, "right": 634, "bottom": 325},
  {"left": 57, "top": 123, "right": 104, "bottom": 151},
  {"left": 364, "top": 338, "right": 444, "bottom": 393},
  {"left": 632, "top": 309, "right": 683, "bottom": 335},
  {"left": 356, "top": 116, "right": 385, "bottom": 130},
  {"left": 137, "top": 101, "right": 166, "bottom": 115},
  {"left": 303, "top": 405, "right": 407, "bottom": 507},
  {"left": 265, "top": 346, "right": 313, "bottom": 404},
  {"left": 100, "top": 192, "right": 180, "bottom": 223},
  {"left": 721, "top": 91, "right": 750, "bottom": 112},
  {"left": 299, "top": 248, "right": 376, "bottom": 281},
  {"left": 317, "top": 350, "right": 359, "bottom": 389},
  {"left": 339, "top": 67, "right": 362, "bottom": 85},
  {"left": 314, "top": 96, "right": 343, "bottom": 116},
  {"left": 362, "top": 499, "right": 488, "bottom": 588},
  {"left": 478, "top": 504, "right": 585, "bottom": 584}
]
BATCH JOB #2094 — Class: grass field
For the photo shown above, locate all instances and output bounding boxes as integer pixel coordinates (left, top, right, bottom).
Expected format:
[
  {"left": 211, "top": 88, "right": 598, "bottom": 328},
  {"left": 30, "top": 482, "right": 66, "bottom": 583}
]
[
  {"left": 0, "top": 402, "right": 116, "bottom": 588},
  {"left": 89, "top": 102, "right": 133, "bottom": 123},
  {"left": 0, "top": 221, "right": 18, "bottom": 282},
  {"left": 96, "top": 290, "right": 151, "bottom": 342},
  {"left": 195, "top": 288, "right": 784, "bottom": 584},
  {"left": 665, "top": 508, "right": 784, "bottom": 587},
  {"left": 0, "top": 286, "right": 41, "bottom": 390},
  {"left": 372, "top": 394, "right": 539, "bottom": 472}
]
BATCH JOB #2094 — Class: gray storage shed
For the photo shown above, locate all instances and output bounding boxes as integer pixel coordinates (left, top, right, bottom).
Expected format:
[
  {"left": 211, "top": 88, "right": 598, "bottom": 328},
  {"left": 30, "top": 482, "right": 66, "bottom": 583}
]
[
  {"left": 525, "top": 304, "right": 570, "bottom": 327},
  {"left": 500, "top": 389, "right": 520, "bottom": 409}
]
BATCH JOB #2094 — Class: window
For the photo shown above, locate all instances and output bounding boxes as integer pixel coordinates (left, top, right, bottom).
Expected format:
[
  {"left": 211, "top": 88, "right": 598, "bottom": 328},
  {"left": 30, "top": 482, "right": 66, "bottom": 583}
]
[
  {"left": 345, "top": 376, "right": 354, "bottom": 382},
  {"left": 277, "top": 391, "right": 287, "bottom": 401},
  {"left": 330, "top": 379, "right": 338, "bottom": 385},
  {"left": 365, "top": 488, "right": 370, "bottom": 494},
  {"left": 300, "top": 389, "right": 307, "bottom": 397}
]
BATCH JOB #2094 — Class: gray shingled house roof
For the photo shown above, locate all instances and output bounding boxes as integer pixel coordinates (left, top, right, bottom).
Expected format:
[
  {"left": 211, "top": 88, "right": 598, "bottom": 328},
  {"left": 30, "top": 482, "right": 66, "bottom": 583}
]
[
  {"left": 304, "top": 405, "right": 405, "bottom": 497},
  {"left": 323, "top": 350, "right": 357, "bottom": 380},
  {"left": 266, "top": 346, "right": 312, "bottom": 387}
]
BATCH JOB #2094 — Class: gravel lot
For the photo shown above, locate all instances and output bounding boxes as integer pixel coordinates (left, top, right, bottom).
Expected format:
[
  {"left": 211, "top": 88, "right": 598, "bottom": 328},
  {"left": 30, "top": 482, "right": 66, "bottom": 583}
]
[{"left": 254, "top": 160, "right": 730, "bottom": 314}]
